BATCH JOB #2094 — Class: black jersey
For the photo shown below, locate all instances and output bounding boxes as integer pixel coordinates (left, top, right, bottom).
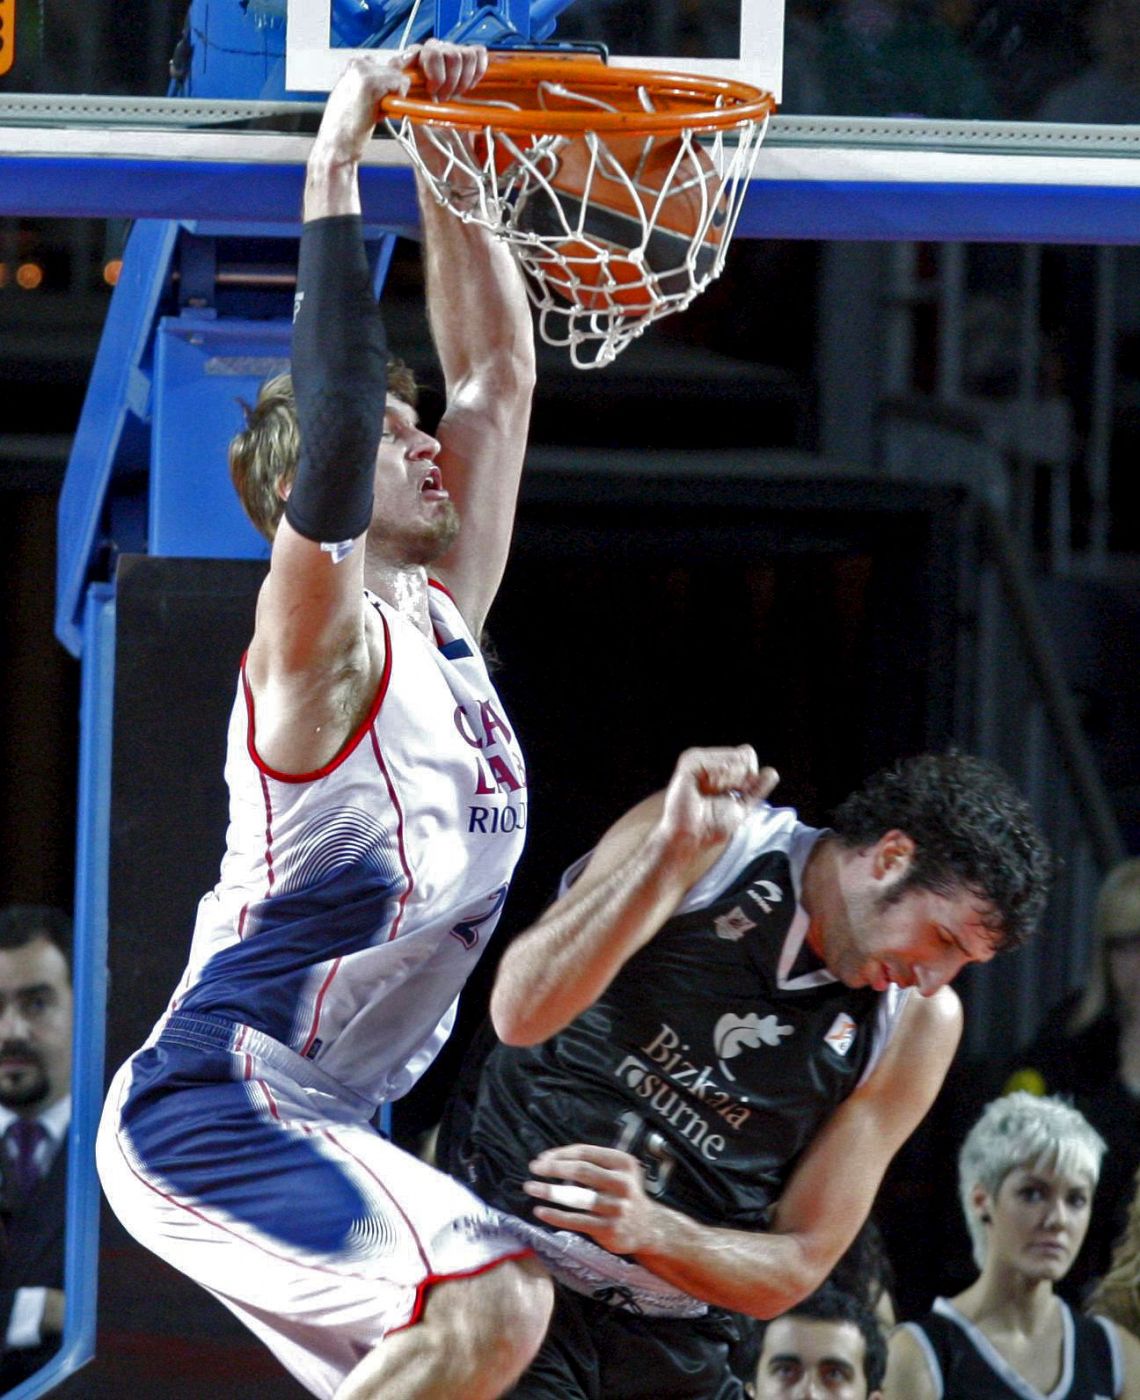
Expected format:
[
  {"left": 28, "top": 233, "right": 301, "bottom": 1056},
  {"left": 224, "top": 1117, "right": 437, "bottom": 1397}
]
[
  {"left": 901, "top": 1298, "right": 1122, "bottom": 1399},
  {"left": 457, "top": 804, "right": 902, "bottom": 1233}
]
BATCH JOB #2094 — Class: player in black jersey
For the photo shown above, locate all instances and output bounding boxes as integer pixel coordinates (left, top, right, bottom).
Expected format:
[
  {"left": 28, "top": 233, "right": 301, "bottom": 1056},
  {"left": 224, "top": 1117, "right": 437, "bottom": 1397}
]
[
  {"left": 443, "top": 744, "right": 1052, "bottom": 1397},
  {"left": 887, "top": 1092, "right": 1140, "bottom": 1399}
]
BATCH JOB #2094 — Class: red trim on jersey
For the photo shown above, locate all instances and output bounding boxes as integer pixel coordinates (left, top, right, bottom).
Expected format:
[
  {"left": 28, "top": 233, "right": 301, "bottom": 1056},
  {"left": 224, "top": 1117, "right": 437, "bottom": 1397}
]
[
  {"left": 321, "top": 1125, "right": 433, "bottom": 1273},
  {"left": 387, "top": 1250, "right": 537, "bottom": 1337},
  {"left": 429, "top": 578, "right": 456, "bottom": 650},
  {"left": 300, "top": 957, "right": 342, "bottom": 1059},
  {"left": 368, "top": 728, "right": 413, "bottom": 944},
  {"left": 257, "top": 770, "right": 277, "bottom": 893},
  {"left": 239, "top": 612, "right": 393, "bottom": 785}
]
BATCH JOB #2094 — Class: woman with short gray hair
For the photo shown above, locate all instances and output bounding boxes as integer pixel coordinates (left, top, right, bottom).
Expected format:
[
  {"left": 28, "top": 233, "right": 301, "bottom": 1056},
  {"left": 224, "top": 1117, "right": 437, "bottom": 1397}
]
[{"left": 885, "top": 1092, "right": 1140, "bottom": 1398}]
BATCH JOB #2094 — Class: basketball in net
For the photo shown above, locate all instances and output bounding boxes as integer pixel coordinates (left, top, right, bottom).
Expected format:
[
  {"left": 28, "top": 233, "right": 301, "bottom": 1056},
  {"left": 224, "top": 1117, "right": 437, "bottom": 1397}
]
[
  {"left": 510, "top": 131, "right": 728, "bottom": 315},
  {"left": 383, "top": 53, "right": 774, "bottom": 367}
]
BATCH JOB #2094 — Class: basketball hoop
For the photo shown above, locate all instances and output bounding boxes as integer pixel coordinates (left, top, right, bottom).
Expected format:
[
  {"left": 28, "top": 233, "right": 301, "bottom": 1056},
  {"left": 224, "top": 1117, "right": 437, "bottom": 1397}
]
[{"left": 383, "top": 53, "right": 775, "bottom": 369}]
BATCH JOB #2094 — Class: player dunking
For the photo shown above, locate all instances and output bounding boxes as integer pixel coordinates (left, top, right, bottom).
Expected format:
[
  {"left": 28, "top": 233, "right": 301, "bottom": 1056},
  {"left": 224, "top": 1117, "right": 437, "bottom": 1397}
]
[{"left": 97, "top": 44, "right": 553, "bottom": 1400}]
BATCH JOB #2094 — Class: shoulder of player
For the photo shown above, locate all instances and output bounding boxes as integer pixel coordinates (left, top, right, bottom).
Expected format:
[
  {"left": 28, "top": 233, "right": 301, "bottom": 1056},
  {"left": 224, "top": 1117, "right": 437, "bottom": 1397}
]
[
  {"left": 897, "top": 984, "right": 963, "bottom": 1042},
  {"left": 1105, "top": 1314, "right": 1140, "bottom": 1385},
  {"left": 884, "top": 1322, "right": 939, "bottom": 1400},
  {"left": 858, "top": 986, "right": 962, "bottom": 1099}
]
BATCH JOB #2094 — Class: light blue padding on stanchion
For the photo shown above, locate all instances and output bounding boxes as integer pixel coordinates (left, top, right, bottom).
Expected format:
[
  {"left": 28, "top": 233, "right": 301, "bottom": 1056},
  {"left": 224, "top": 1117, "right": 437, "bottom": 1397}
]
[
  {"left": 5, "top": 586, "right": 115, "bottom": 1400},
  {"left": 150, "top": 316, "right": 285, "bottom": 560},
  {"left": 56, "top": 220, "right": 180, "bottom": 658}
]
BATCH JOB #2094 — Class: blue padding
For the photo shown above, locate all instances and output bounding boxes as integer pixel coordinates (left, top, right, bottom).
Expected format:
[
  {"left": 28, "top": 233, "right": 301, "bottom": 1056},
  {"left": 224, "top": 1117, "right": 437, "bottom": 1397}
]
[
  {"left": 0, "top": 157, "right": 422, "bottom": 231},
  {"left": 151, "top": 317, "right": 284, "bottom": 560},
  {"left": 56, "top": 220, "right": 180, "bottom": 657},
  {"left": 735, "top": 179, "right": 1140, "bottom": 244},
  {"left": 7, "top": 586, "right": 116, "bottom": 1400},
  {"left": 8, "top": 157, "right": 1140, "bottom": 245}
]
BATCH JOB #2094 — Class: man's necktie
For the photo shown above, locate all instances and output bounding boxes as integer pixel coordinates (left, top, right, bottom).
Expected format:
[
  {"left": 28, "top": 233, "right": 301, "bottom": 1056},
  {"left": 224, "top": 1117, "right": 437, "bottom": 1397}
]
[{"left": 4, "top": 1119, "right": 47, "bottom": 1198}]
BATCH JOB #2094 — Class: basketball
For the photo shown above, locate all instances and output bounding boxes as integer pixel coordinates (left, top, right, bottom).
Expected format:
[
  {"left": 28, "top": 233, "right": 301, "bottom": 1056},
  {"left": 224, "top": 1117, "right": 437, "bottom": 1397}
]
[{"left": 511, "top": 132, "right": 728, "bottom": 315}]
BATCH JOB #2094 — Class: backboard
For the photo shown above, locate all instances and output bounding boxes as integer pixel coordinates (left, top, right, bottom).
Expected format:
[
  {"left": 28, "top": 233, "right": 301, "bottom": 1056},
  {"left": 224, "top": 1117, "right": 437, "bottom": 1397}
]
[{"left": 284, "top": 0, "right": 785, "bottom": 100}]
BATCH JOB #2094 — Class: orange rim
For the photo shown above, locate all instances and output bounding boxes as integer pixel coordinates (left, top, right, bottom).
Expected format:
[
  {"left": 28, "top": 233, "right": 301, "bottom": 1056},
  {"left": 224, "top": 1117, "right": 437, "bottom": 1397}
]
[{"left": 381, "top": 52, "right": 775, "bottom": 135}]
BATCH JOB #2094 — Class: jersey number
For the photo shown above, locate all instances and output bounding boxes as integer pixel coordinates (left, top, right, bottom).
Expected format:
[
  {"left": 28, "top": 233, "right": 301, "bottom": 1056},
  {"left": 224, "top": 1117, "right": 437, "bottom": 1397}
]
[
  {"left": 614, "top": 1111, "right": 676, "bottom": 1198},
  {"left": 449, "top": 884, "right": 508, "bottom": 950}
]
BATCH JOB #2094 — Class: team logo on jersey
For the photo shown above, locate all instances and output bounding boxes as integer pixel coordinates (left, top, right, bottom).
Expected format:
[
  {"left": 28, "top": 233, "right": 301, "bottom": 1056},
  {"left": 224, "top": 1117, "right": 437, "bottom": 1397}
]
[
  {"left": 823, "top": 1012, "right": 857, "bottom": 1057},
  {"left": 745, "top": 879, "right": 784, "bottom": 915},
  {"left": 714, "top": 906, "right": 756, "bottom": 941},
  {"left": 713, "top": 1011, "right": 793, "bottom": 1080}
]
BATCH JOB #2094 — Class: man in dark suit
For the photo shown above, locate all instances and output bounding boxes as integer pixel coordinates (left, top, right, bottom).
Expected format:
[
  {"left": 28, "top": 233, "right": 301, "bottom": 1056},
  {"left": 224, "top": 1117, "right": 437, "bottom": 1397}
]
[{"left": 0, "top": 904, "right": 72, "bottom": 1388}]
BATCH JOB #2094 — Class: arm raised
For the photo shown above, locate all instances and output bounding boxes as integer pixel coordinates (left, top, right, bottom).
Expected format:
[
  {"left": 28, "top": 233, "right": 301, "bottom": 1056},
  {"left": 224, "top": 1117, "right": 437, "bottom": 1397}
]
[
  {"left": 246, "top": 55, "right": 415, "bottom": 771},
  {"left": 490, "top": 746, "right": 776, "bottom": 1046},
  {"left": 416, "top": 48, "right": 536, "bottom": 637},
  {"left": 524, "top": 985, "right": 962, "bottom": 1318}
]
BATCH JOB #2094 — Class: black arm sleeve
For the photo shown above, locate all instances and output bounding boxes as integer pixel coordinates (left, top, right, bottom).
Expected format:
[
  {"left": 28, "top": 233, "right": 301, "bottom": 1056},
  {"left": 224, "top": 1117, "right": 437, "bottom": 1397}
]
[{"left": 284, "top": 214, "right": 388, "bottom": 545}]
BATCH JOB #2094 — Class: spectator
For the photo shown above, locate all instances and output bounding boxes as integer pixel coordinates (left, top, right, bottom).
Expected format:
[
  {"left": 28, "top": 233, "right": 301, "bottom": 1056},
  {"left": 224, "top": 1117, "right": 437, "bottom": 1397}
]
[
  {"left": 885, "top": 1092, "right": 1140, "bottom": 1398},
  {"left": 1037, "top": 0, "right": 1140, "bottom": 124},
  {"left": 753, "top": 1285, "right": 887, "bottom": 1398},
  {"left": 812, "top": 0, "right": 998, "bottom": 119},
  {"left": 1005, "top": 856, "right": 1140, "bottom": 1297},
  {"left": 0, "top": 905, "right": 72, "bottom": 1389},
  {"left": 1088, "top": 1163, "right": 1140, "bottom": 1340}
]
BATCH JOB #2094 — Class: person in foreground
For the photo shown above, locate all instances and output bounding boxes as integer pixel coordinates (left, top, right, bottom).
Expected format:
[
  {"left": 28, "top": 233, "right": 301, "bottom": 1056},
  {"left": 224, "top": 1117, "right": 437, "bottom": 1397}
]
[
  {"left": 445, "top": 745, "right": 1051, "bottom": 1396},
  {"left": 752, "top": 1286, "right": 887, "bottom": 1399},
  {"left": 97, "top": 42, "right": 553, "bottom": 1400},
  {"left": 886, "top": 1092, "right": 1140, "bottom": 1399}
]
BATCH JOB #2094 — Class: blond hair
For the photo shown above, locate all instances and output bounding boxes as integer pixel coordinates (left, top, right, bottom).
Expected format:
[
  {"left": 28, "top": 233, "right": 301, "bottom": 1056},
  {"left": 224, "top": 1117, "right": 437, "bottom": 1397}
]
[
  {"left": 1069, "top": 857, "right": 1140, "bottom": 1033},
  {"left": 1088, "top": 1163, "right": 1140, "bottom": 1338},
  {"left": 228, "top": 360, "right": 420, "bottom": 543}
]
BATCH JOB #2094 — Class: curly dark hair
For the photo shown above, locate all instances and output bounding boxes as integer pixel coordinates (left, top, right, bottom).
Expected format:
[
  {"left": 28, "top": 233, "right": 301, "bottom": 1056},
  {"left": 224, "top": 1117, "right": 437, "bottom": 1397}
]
[
  {"left": 756, "top": 1285, "right": 888, "bottom": 1391},
  {"left": 829, "top": 751, "right": 1052, "bottom": 951}
]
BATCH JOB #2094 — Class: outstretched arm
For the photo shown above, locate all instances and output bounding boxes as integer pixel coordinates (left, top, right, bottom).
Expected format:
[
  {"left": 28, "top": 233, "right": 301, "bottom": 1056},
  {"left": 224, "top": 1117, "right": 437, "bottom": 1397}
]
[
  {"left": 416, "top": 49, "right": 537, "bottom": 637},
  {"left": 524, "top": 986, "right": 962, "bottom": 1318},
  {"left": 246, "top": 54, "right": 415, "bottom": 773},
  {"left": 490, "top": 746, "right": 778, "bottom": 1046}
]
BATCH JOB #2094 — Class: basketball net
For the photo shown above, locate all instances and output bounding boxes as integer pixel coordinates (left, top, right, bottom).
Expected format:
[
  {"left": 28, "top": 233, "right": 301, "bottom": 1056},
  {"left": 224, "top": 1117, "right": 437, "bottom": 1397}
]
[{"left": 384, "top": 59, "right": 773, "bottom": 369}]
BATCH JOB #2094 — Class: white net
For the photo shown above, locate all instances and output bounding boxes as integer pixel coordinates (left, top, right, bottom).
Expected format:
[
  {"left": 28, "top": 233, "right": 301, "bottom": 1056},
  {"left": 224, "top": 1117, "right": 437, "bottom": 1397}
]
[{"left": 386, "top": 78, "right": 770, "bottom": 369}]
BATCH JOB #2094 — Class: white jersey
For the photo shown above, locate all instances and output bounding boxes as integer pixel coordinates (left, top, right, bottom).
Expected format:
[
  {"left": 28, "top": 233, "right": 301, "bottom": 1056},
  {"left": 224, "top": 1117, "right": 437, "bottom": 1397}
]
[{"left": 147, "top": 582, "right": 527, "bottom": 1105}]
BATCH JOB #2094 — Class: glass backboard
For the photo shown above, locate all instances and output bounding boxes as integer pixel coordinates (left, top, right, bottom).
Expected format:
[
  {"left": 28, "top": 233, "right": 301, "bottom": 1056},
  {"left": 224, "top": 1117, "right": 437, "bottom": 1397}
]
[{"left": 285, "top": 0, "right": 786, "bottom": 99}]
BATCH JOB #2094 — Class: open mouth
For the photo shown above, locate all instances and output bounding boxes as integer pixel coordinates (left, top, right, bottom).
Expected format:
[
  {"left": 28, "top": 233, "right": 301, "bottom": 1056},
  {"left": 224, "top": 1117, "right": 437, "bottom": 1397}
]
[{"left": 420, "top": 467, "right": 447, "bottom": 498}]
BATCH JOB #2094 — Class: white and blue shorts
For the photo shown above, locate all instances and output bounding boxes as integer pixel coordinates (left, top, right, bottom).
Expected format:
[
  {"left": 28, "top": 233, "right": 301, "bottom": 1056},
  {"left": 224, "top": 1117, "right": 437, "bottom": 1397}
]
[{"left": 96, "top": 1012, "right": 533, "bottom": 1399}]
